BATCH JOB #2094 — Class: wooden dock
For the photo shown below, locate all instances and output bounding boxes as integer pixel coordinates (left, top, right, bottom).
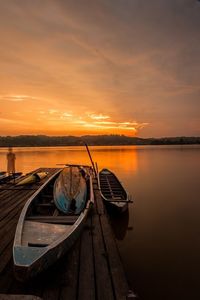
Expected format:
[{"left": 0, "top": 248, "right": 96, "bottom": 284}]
[{"left": 0, "top": 168, "right": 134, "bottom": 300}]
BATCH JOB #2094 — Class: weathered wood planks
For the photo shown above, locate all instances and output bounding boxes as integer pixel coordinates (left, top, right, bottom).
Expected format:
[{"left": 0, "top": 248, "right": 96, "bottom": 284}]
[
  {"left": 77, "top": 217, "right": 95, "bottom": 300},
  {"left": 0, "top": 169, "right": 131, "bottom": 300},
  {"left": 0, "top": 295, "right": 42, "bottom": 300}
]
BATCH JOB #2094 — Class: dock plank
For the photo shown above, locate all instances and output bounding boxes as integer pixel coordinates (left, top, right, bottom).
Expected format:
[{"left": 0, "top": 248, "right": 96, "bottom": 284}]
[
  {"left": 0, "top": 294, "right": 42, "bottom": 300},
  {"left": 0, "top": 240, "right": 14, "bottom": 273},
  {"left": 92, "top": 213, "right": 114, "bottom": 300},
  {"left": 93, "top": 180, "right": 105, "bottom": 215},
  {"left": 0, "top": 260, "right": 14, "bottom": 294},
  {"left": 0, "top": 191, "right": 33, "bottom": 222},
  {"left": 100, "top": 214, "right": 130, "bottom": 299},
  {"left": 77, "top": 217, "right": 95, "bottom": 300},
  {"left": 59, "top": 240, "right": 80, "bottom": 300}
]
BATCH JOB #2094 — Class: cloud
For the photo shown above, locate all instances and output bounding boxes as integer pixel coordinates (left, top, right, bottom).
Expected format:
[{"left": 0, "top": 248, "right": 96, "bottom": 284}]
[
  {"left": 48, "top": 109, "right": 59, "bottom": 114},
  {"left": 0, "top": 0, "right": 199, "bottom": 136},
  {"left": 0, "top": 117, "right": 29, "bottom": 125},
  {"left": 88, "top": 113, "right": 110, "bottom": 120},
  {"left": 92, "top": 120, "right": 149, "bottom": 132},
  {"left": 62, "top": 112, "right": 73, "bottom": 117},
  {"left": 32, "top": 108, "right": 148, "bottom": 135},
  {"left": 0, "top": 95, "right": 39, "bottom": 102}
]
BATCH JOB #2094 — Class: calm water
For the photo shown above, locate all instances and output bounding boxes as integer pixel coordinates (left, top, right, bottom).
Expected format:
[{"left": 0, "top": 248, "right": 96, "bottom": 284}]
[{"left": 0, "top": 145, "right": 200, "bottom": 299}]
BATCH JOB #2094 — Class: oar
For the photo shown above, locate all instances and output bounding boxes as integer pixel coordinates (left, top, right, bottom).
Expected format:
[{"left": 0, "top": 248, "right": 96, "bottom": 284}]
[{"left": 83, "top": 142, "right": 97, "bottom": 177}]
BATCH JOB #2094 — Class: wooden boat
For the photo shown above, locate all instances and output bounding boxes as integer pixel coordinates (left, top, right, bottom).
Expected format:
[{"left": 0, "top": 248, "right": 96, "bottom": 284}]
[
  {"left": 16, "top": 172, "right": 48, "bottom": 186},
  {"left": 98, "top": 169, "right": 130, "bottom": 213},
  {"left": 13, "top": 166, "right": 94, "bottom": 281},
  {"left": 54, "top": 166, "right": 87, "bottom": 214}
]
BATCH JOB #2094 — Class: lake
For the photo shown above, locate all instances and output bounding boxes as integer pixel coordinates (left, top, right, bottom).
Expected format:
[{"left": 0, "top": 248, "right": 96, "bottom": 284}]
[{"left": 0, "top": 145, "right": 200, "bottom": 299}]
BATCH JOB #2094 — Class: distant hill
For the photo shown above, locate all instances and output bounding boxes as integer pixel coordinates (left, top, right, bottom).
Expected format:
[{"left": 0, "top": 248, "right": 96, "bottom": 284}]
[{"left": 0, "top": 135, "right": 199, "bottom": 147}]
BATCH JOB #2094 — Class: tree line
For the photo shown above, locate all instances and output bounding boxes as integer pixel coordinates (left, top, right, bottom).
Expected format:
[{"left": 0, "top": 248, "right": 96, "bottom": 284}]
[{"left": 0, "top": 135, "right": 199, "bottom": 147}]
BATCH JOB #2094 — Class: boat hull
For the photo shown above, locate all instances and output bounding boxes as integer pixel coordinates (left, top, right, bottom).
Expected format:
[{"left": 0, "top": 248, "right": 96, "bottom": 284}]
[
  {"left": 14, "top": 212, "right": 89, "bottom": 282},
  {"left": 54, "top": 167, "right": 87, "bottom": 214},
  {"left": 102, "top": 196, "right": 128, "bottom": 213},
  {"left": 13, "top": 167, "right": 94, "bottom": 281},
  {"left": 98, "top": 169, "right": 129, "bottom": 213}
]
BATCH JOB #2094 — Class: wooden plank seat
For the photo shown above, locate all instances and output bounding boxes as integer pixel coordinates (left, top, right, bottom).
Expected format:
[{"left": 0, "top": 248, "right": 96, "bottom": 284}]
[
  {"left": 103, "top": 189, "right": 122, "bottom": 193},
  {"left": 36, "top": 203, "right": 54, "bottom": 207},
  {"left": 101, "top": 188, "right": 122, "bottom": 191},
  {"left": 36, "top": 202, "right": 55, "bottom": 207},
  {"left": 26, "top": 215, "right": 79, "bottom": 224},
  {"left": 103, "top": 193, "right": 125, "bottom": 199},
  {"left": 40, "top": 194, "right": 53, "bottom": 199}
]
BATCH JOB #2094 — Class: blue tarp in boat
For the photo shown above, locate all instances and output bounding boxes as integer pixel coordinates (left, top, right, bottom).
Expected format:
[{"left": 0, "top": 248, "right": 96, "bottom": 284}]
[{"left": 53, "top": 166, "right": 87, "bottom": 214}]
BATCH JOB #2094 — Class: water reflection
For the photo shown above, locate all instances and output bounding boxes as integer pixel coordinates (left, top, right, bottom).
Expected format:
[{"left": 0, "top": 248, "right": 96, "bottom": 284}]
[
  {"left": 0, "top": 145, "right": 200, "bottom": 299},
  {"left": 0, "top": 146, "right": 138, "bottom": 175},
  {"left": 91, "top": 146, "right": 138, "bottom": 174},
  {"left": 108, "top": 208, "right": 131, "bottom": 241}
]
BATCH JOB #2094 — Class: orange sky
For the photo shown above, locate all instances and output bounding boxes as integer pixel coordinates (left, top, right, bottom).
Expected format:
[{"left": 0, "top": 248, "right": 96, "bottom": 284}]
[{"left": 0, "top": 1, "right": 200, "bottom": 137}]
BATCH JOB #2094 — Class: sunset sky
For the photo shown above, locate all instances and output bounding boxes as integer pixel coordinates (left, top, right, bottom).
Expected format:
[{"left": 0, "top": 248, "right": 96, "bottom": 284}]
[{"left": 0, "top": 0, "right": 200, "bottom": 137}]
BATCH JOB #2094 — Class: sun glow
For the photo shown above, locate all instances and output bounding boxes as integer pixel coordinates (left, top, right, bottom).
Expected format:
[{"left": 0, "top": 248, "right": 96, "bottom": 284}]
[
  {"left": 88, "top": 113, "right": 110, "bottom": 120},
  {"left": 36, "top": 109, "right": 148, "bottom": 135},
  {"left": 0, "top": 95, "right": 148, "bottom": 135},
  {"left": 0, "top": 94, "right": 40, "bottom": 102},
  {"left": 0, "top": 0, "right": 199, "bottom": 137}
]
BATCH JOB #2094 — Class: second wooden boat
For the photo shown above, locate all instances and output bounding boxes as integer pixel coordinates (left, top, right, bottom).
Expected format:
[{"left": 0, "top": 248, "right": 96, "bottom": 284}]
[
  {"left": 13, "top": 166, "right": 94, "bottom": 281},
  {"left": 16, "top": 172, "right": 48, "bottom": 186},
  {"left": 98, "top": 169, "right": 129, "bottom": 213}
]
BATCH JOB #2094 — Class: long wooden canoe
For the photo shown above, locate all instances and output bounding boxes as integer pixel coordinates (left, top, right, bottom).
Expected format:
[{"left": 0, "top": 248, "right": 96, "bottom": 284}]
[
  {"left": 98, "top": 169, "right": 129, "bottom": 213},
  {"left": 13, "top": 166, "right": 94, "bottom": 281}
]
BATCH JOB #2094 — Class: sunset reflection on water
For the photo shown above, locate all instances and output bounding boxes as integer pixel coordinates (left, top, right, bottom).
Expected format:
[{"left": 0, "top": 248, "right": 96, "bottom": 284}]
[
  {"left": 0, "top": 145, "right": 200, "bottom": 300},
  {"left": 0, "top": 146, "right": 138, "bottom": 175}
]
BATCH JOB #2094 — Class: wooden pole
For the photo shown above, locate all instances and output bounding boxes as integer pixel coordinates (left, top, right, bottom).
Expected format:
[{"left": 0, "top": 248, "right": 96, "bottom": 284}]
[
  {"left": 83, "top": 142, "right": 97, "bottom": 178},
  {"left": 95, "top": 162, "right": 99, "bottom": 175}
]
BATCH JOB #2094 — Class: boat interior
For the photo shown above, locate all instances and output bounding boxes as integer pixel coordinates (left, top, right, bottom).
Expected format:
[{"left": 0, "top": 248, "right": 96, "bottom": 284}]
[
  {"left": 21, "top": 172, "right": 91, "bottom": 247},
  {"left": 100, "top": 173, "right": 127, "bottom": 201}
]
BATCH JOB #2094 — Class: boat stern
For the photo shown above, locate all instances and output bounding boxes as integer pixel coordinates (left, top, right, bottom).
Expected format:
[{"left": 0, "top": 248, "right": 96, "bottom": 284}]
[{"left": 13, "top": 246, "right": 47, "bottom": 281}]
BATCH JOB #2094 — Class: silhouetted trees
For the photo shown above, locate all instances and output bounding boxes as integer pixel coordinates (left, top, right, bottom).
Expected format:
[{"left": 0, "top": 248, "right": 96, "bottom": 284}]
[{"left": 0, "top": 135, "right": 199, "bottom": 147}]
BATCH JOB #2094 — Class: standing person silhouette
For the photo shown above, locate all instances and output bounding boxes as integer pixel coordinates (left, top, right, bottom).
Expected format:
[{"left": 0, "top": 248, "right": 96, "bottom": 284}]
[{"left": 7, "top": 147, "right": 16, "bottom": 175}]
